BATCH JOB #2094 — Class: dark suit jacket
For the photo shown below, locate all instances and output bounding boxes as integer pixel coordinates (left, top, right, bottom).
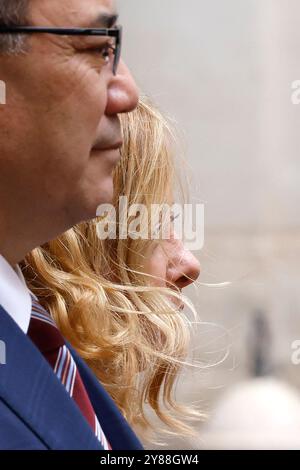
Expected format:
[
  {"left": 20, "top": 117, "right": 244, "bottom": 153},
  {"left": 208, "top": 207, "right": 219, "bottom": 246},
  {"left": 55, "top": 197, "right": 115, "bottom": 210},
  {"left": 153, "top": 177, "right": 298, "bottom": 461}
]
[{"left": 0, "top": 305, "right": 143, "bottom": 450}]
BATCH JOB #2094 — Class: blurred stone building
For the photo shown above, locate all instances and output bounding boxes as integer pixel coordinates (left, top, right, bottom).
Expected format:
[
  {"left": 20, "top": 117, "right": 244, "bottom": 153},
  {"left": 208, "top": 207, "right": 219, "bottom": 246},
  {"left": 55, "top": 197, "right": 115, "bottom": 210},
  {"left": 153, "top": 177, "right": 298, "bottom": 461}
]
[{"left": 118, "top": 0, "right": 300, "bottom": 449}]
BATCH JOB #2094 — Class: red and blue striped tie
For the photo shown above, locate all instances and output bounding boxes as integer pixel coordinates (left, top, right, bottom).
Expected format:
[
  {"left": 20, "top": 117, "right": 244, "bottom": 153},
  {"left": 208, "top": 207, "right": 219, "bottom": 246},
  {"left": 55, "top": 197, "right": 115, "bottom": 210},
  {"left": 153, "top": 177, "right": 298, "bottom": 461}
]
[{"left": 28, "top": 295, "right": 112, "bottom": 450}]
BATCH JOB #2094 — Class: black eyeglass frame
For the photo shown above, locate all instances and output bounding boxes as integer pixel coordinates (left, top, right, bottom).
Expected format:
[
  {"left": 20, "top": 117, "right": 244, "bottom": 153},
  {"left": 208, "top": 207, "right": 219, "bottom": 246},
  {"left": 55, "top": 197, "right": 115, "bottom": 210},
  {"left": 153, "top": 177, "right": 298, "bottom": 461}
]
[{"left": 0, "top": 25, "right": 122, "bottom": 75}]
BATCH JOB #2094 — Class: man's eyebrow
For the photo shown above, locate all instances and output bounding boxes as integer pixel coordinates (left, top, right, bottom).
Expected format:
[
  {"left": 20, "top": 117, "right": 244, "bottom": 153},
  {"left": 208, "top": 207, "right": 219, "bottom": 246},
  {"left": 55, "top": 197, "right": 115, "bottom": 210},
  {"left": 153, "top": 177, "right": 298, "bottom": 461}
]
[{"left": 88, "top": 13, "right": 119, "bottom": 28}]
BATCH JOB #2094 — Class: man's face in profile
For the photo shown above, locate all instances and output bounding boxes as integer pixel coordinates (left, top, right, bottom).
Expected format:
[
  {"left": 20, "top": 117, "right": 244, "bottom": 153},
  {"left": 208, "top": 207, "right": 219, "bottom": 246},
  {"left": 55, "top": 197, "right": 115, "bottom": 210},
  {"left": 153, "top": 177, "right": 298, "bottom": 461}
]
[{"left": 0, "top": 0, "right": 138, "bottom": 248}]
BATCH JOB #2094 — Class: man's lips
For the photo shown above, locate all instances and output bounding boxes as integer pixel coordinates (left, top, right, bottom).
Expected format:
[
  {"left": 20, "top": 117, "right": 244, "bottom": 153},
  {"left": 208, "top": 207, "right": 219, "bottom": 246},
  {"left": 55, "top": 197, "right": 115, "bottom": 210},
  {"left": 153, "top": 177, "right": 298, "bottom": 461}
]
[{"left": 92, "top": 140, "right": 123, "bottom": 152}]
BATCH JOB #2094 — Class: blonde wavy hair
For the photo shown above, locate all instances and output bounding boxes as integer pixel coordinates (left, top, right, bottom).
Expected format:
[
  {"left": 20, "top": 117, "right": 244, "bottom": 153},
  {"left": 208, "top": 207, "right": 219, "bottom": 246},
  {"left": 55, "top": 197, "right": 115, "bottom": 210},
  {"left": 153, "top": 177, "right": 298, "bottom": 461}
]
[{"left": 21, "top": 96, "right": 202, "bottom": 443}]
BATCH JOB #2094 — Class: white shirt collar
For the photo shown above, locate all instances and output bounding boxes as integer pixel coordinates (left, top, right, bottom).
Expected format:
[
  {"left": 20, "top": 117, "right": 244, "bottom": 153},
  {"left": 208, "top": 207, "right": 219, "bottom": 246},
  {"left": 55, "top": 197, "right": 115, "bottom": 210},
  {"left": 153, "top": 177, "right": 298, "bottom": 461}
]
[{"left": 0, "top": 254, "right": 32, "bottom": 334}]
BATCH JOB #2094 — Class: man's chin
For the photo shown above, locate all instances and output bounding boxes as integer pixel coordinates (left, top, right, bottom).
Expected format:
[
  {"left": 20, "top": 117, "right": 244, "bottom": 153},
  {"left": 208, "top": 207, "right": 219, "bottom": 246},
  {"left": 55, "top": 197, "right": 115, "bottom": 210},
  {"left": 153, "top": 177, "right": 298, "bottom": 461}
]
[
  {"left": 72, "top": 177, "right": 115, "bottom": 225},
  {"left": 92, "top": 177, "right": 115, "bottom": 217}
]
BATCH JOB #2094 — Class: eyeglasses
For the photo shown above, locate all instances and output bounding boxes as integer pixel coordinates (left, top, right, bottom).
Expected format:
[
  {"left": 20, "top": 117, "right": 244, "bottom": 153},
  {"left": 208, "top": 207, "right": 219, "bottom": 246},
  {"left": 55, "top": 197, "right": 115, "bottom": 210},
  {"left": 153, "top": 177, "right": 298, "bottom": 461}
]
[{"left": 0, "top": 25, "right": 122, "bottom": 75}]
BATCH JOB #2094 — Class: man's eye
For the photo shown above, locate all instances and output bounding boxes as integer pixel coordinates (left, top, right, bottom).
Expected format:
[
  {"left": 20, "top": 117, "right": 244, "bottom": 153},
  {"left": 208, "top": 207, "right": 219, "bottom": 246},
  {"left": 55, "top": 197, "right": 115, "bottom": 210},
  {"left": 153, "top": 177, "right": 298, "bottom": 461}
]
[{"left": 88, "top": 43, "right": 115, "bottom": 61}]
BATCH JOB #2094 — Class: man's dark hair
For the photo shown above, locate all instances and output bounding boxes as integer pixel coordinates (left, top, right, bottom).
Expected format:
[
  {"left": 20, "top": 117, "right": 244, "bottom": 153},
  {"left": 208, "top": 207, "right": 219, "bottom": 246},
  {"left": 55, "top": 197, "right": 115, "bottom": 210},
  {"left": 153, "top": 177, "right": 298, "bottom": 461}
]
[{"left": 0, "top": 0, "right": 29, "bottom": 53}]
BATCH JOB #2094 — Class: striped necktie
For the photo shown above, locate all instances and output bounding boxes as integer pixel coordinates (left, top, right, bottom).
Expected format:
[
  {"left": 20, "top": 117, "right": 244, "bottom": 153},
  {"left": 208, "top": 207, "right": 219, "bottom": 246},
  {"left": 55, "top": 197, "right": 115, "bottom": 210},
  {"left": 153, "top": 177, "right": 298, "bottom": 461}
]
[{"left": 28, "top": 295, "right": 112, "bottom": 450}]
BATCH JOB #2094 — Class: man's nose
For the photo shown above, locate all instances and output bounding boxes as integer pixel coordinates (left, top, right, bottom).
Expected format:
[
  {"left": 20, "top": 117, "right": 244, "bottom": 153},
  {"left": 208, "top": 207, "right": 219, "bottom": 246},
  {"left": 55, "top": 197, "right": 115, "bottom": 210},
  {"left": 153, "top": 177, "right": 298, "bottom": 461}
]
[
  {"left": 167, "top": 245, "right": 201, "bottom": 290},
  {"left": 105, "top": 60, "right": 139, "bottom": 116}
]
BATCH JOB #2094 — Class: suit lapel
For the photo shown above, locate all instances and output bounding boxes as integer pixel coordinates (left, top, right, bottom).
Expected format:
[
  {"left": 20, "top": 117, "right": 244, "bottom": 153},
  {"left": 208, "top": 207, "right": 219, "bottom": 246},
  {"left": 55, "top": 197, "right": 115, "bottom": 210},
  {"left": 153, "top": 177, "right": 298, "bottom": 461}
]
[
  {"left": 69, "top": 344, "right": 144, "bottom": 450},
  {"left": 0, "top": 305, "right": 103, "bottom": 450}
]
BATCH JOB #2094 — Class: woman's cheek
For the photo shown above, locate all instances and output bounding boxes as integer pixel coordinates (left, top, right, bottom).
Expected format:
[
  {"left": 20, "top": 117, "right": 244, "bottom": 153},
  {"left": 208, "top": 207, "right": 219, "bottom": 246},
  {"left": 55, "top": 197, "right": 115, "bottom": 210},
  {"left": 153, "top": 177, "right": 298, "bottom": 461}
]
[{"left": 144, "top": 245, "right": 168, "bottom": 287}]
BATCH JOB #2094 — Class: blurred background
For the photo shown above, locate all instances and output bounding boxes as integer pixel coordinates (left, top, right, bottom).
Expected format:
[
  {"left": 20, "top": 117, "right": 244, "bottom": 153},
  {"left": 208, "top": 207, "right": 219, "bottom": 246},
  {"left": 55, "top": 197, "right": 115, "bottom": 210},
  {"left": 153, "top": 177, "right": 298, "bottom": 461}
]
[{"left": 118, "top": 0, "right": 300, "bottom": 449}]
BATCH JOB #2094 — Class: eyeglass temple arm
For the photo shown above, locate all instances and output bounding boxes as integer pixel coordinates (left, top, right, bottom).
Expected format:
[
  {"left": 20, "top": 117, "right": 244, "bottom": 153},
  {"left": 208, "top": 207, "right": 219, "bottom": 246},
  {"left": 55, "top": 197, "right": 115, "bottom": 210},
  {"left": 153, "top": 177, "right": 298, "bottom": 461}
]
[{"left": 0, "top": 26, "right": 120, "bottom": 37}]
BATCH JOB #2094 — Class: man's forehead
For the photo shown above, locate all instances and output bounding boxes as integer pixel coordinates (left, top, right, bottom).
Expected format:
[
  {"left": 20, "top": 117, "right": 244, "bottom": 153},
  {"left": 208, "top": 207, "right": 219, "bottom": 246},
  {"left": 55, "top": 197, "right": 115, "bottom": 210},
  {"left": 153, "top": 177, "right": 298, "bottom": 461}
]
[
  {"left": 83, "top": 0, "right": 118, "bottom": 22},
  {"left": 62, "top": 0, "right": 117, "bottom": 26},
  {"left": 30, "top": 0, "right": 117, "bottom": 28}
]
